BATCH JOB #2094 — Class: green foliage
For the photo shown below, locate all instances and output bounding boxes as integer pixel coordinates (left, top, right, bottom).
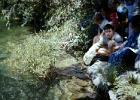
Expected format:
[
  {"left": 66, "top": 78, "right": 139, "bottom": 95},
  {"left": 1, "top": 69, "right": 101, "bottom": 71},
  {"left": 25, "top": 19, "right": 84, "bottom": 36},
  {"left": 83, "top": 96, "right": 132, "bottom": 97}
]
[
  {"left": 1, "top": 0, "right": 94, "bottom": 57},
  {"left": 0, "top": 0, "right": 95, "bottom": 31},
  {"left": 0, "top": 18, "right": 28, "bottom": 56},
  {"left": 3, "top": 27, "right": 79, "bottom": 83},
  {"left": 106, "top": 67, "right": 118, "bottom": 85},
  {"left": 1, "top": 0, "right": 89, "bottom": 84},
  {"left": 113, "top": 71, "right": 140, "bottom": 100},
  {"left": 0, "top": 1, "right": 96, "bottom": 99},
  {"left": 127, "top": 72, "right": 138, "bottom": 85},
  {"left": 5, "top": 34, "right": 61, "bottom": 78}
]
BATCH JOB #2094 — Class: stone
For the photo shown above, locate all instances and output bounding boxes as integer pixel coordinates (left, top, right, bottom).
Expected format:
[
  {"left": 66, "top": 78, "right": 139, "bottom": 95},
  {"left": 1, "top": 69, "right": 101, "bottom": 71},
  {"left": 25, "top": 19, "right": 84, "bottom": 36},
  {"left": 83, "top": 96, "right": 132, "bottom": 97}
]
[{"left": 108, "top": 90, "right": 118, "bottom": 100}]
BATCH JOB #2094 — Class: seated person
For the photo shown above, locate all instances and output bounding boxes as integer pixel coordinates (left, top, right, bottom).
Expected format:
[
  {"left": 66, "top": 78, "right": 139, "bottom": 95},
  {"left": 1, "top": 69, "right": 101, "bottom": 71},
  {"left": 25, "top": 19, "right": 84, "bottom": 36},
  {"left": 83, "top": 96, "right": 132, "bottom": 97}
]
[
  {"left": 109, "top": 15, "right": 140, "bottom": 68},
  {"left": 86, "top": 12, "right": 111, "bottom": 50},
  {"left": 93, "top": 12, "right": 110, "bottom": 30},
  {"left": 85, "top": 24, "right": 123, "bottom": 65},
  {"left": 83, "top": 24, "right": 123, "bottom": 89}
]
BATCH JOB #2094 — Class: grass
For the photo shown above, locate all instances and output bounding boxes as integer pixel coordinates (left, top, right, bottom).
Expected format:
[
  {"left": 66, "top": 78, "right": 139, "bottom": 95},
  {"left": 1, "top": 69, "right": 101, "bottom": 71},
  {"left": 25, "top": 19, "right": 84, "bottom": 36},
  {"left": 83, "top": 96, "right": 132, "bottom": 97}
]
[{"left": 0, "top": 18, "right": 29, "bottom": 58}]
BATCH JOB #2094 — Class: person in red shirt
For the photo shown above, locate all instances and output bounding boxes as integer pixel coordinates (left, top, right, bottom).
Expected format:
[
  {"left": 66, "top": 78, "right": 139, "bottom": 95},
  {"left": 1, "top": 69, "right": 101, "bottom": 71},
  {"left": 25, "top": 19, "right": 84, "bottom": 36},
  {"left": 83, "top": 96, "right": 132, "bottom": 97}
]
[{"left": 110, "top": 12, "right": 120, "bottom": 31}]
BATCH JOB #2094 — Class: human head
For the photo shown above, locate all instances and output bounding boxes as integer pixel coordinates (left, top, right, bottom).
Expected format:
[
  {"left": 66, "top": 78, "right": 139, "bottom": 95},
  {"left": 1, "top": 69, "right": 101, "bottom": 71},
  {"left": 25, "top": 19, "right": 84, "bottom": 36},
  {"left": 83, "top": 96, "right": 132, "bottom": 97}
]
[
  {"left": 94, "top": 12, "right": 104, "bottom": 24},
  {"left": 103, "top": 24, "right": 115, "bottom": 39},
  {"left": 110, "top": 12, "right": 118, "bottom": 21}
]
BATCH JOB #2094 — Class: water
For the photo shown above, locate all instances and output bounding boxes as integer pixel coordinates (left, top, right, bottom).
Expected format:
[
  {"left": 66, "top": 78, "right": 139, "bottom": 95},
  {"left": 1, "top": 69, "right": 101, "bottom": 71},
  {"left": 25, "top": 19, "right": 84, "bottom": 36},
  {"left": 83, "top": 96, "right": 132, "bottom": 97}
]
[
  {"left": 0, "top": 19, "right": 95, "bottom": 100},
  {"left": 0, "top": 20, "right": 49, "bottom": 99},
  {"left": 0, "top": 63, "right": 52, "bottom": 100},
  {"left": 0, "top": 61, "right": 94, "bottom": 100}
]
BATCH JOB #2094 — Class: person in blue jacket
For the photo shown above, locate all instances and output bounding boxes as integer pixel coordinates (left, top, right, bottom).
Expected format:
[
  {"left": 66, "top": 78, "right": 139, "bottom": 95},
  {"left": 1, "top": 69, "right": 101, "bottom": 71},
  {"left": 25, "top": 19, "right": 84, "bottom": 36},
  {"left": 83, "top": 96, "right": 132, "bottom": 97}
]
[{"left": 108, "top": 15, "right": 140, "bottom": 68}]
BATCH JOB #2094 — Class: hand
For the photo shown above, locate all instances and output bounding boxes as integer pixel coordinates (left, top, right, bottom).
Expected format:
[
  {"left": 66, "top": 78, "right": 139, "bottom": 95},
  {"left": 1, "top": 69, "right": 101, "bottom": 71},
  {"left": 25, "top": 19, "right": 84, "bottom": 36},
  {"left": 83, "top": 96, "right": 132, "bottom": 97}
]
[
  {"left": 108, "top": 40, "right": 115, "bottom": 49},
  {"left": 99, "top": 31, "right": 105, "bottom": 44},
  {"left": 96, "top": 48, "right": 111, "bottom": 56},
  {"left": 113, "top": 45, "right": 120, "bottom": 51}
]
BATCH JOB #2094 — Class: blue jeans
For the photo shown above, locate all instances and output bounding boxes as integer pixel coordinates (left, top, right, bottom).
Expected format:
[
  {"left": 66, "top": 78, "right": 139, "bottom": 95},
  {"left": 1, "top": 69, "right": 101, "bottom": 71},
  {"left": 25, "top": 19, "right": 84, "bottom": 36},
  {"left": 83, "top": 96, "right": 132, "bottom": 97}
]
[{"left": 108, "top": 47, "right": 137, "bottom": 67}]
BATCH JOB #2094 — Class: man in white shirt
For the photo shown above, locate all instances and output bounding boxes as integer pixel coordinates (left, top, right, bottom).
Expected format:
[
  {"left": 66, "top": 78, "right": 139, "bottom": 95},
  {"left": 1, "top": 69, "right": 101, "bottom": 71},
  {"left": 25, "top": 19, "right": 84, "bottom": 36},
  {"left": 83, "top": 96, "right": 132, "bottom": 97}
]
[{"left": 83, "top": 24, "right": 123, "bottom": 90}]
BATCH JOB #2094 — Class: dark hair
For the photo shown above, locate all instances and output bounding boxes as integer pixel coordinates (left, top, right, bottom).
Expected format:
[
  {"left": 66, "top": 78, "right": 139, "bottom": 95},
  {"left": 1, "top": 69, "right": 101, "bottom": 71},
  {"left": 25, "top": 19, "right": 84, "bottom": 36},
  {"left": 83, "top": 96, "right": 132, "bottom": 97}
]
[
  {"left": 103, "top": 24, "right": 114, "bottom": 30},
  {"left": 130, "top": 15, "right": 140, "bottom": 28},
  {"left": 94, "top": 12, "right": 104, "bottom": 21}
]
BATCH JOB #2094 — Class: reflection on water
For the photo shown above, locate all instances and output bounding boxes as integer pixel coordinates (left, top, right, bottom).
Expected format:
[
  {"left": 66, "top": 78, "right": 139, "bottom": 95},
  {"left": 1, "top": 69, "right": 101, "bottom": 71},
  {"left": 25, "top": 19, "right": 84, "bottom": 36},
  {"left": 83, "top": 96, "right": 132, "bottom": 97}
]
[
  {"left": 0, "top": 63, "right": 95, "bottom": 100},
  {"left": 0, "top": 64, "right": 49, "bottom": 100}
]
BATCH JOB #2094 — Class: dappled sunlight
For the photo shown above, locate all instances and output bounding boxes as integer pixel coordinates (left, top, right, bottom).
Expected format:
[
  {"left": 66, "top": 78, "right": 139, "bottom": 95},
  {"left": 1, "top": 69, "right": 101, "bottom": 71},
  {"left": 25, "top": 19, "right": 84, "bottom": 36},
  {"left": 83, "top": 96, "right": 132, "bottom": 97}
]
[{"left": 0, "top": 0, "right": 140, "bottom": 100}]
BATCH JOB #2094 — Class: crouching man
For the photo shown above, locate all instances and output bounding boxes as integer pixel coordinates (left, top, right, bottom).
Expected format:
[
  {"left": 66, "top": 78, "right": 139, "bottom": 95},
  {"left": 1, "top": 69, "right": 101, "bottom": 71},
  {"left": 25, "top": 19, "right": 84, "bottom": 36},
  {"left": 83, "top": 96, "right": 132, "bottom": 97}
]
[{"left": 83, "top": 24, "right": 123, "bottom": 90}]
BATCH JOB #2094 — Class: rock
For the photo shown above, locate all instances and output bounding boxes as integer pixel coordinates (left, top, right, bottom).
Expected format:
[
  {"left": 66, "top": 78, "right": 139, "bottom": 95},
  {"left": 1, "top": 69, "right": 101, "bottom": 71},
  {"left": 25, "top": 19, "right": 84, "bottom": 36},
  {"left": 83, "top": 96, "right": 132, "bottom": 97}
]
[
  {"left": 135, "top": 95, "right": 140, "bottom": 100},
  {"left": 135, "top": 54, "right": 140, "bottom": 71},
  {"left": 56, "top": 64, "right": 90, "bottom": 80},
  {"left": 56, "top": 57, "right": 78, "bottom": 68},
  {"left": 71, "top": 92, "right": 96, "bottom": 100},
  {"left": 108, "top": 90, "right": 118, "bottom": 100},
  {"left": 92, "top": 76, "right": 100, "bottom": 86},
  {"left": 46, "top": 76, "right": 95, "bottom": 100},
  {"left": 125, "top": 96, "right": 135, "bottom": 100},
  {"left": 74, "top": 78, "right": 90, "bottom": 87}
]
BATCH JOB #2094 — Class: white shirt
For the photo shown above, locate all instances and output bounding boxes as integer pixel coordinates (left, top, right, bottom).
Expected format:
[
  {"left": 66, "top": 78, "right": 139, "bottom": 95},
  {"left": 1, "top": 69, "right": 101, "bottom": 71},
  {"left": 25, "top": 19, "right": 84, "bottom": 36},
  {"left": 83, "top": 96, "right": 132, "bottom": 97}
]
[{"left": 99, "top": 19, "right": 111, "bottom": 30}]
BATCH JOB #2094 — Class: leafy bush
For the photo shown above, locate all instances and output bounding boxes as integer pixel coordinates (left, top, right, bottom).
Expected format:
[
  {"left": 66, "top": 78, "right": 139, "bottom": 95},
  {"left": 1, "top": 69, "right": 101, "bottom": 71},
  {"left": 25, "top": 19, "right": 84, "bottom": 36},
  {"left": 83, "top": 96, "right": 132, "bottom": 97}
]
[
  {"left": 1, "top": 0, "right": 95, "bottom": 31},
  {"left": 4, "top": 25, "right": 82, "bottom": 83},
  {"left": 2, "top": 0, "right": 96, "bottom": 84},
  {"left": 5, "top": 33, "right": 65, "bottom": 80},
  {"left": 1, "top": 0, "right": 95, "bottom": 57}
]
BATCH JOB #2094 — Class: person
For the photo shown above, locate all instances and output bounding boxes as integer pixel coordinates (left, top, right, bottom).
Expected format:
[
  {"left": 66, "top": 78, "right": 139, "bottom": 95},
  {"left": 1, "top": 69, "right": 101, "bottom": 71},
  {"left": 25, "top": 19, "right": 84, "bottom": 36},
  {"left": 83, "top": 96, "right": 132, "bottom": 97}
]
[
  {"left": 110, "top": 12, "right": 120, "bottom": 31},
  {"left": 117, "top": 0, "right": 139, "bottom": 38},
  {"left": 124, "top": 0, "right": 138, "bottom": 38},
  {"left": 124, "top": 0, "right": 136, "bottom": 21},
  {"left": 83, "top": 24, "right": 123, "bottom": 90},
  {"left": 107, "top": 0, "right": 121, "bottom": 31},
  {"left": 109, "top": 15, "right": 140, "bottom": 68},
  {"left": 86, "top": 12, "right": 110, "bottom": 50},
  {"left": 92, "top": 24, "right": 123, "bottom": 49},
  {"left": 93, "top": 12, "right": 111, "bottom": 30},
  {"left": 117, "top": 2, "right": 128, "bottom": 39},
  {"left": 92, "top": 12, "right": 111, "bottom": 46}
]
